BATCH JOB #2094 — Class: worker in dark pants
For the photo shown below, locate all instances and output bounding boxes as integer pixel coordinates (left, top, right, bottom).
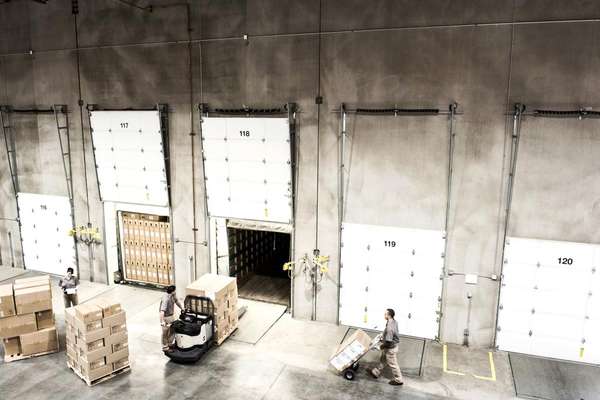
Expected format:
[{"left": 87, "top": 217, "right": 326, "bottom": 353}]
[
  {"left": 160, "top": 285, "right": 183, "bottom": 351},
  {"left": 370, "top": 308, "right": 404, "bottom": 386},
  {"left": 59, "top": 267, "right": 79, "bottom": 308}
]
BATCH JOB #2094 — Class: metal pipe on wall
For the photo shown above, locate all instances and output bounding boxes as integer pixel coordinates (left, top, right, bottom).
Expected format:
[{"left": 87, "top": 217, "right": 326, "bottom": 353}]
[
  {"left": 5, "top": 16, "right": 600, "bottom": 58},
  {"left": 72, "top": 2, "right": 91, "bottom": 280},
  {"left": 336, "top": 103, "right": 347, "bottom": 325},
  {"left": 492, "top": 102, "right": 525, "bottom": 347},
  {"left": 288, "top": 103, "right": 298, "bottom": 317},
  {"left": 439, "top": 102, "right": 458, "bottom": 341},
  {"left": 154, "top": 2, "right": 197, "bottom": 280}
]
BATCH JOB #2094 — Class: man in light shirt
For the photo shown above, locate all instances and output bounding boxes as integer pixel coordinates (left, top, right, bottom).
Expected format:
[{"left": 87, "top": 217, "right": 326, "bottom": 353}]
[
  {"left": 59, "top": 267, "right": 79, "bottom": 308},
  {"left": 370, "top": 308, "right": 404, "bottom": 386},
  {"left": 160, "top": 285, "right": 183, "bottom": 351}
]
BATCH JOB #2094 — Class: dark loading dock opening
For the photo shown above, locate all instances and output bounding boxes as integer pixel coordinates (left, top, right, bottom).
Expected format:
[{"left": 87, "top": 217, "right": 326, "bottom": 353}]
[{"left": 227, "top": 227, "right": 291, "bottom": 306}]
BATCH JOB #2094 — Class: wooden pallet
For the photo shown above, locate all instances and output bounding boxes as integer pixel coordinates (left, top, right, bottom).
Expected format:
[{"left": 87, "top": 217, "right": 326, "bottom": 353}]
[
  {"left": 69, "top": 363, "right": 131, "bottom": 386},
  {"left": 4, "top": 346, "right": 59, "bottom": 363}
]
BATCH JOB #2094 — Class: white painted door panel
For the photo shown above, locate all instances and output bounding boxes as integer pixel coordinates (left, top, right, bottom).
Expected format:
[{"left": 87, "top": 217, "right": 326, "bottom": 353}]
[
  {"left": 201, "top": 117, "right": 292, "bottom": 224},
  {"left": 339, "top": 222, "right": 444, "bottom": 339},
  {"left": 90, "top": 110, "right": 169, "bottom": 206},
  {"left": 17, "top": 192, "right": 76, "bottom": 275},
  {"left": 497, "top": 237, "right": 599, "bottom": 364}
]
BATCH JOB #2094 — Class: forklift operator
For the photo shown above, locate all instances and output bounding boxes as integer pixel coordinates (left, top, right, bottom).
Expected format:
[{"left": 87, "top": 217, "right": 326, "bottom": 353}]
[{"left": 160, "top": 285, "right": 184, "bottom": 351}]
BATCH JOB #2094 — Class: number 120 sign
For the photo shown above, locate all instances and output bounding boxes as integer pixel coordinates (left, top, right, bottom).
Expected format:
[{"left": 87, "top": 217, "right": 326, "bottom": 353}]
[{"left": 558, "top": 257, "right": 573, "bottom": 265}]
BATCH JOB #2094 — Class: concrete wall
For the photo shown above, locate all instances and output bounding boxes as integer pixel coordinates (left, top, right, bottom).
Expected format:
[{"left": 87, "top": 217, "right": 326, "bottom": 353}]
[{"left": 1, "top": 0, "right": 600, "bottom": 347}]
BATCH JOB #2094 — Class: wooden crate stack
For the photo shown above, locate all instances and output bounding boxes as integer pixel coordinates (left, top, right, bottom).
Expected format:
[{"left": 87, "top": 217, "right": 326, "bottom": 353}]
[
  {"left": 186, "top": 274, "right": 238, "bottom": 345},
  {"left": 0, "top": 275, "right": 58, "bottom": 362},
  {"left": 121, "top": 212, "right": 173, "bottom": 286},
  {"left": 65, "top": 299, "right": 130, "bottom": 385}
]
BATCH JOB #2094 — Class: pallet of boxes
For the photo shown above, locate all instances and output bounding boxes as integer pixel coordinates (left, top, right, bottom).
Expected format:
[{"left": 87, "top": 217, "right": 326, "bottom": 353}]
[
  {"left": 65, "top": 299, "right": 130, "bottom": 386},
  {"left": 186, "top": 274, "right": 238, "bottom": 345},
  {"left": 0, "top": 275, "right": 58, "bottom": 362}
]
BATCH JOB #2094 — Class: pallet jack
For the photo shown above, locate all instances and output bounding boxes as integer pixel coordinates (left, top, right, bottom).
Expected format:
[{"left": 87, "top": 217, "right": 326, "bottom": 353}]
[{"left": 164, "top": 295, "right": 215, "bottom": 363}]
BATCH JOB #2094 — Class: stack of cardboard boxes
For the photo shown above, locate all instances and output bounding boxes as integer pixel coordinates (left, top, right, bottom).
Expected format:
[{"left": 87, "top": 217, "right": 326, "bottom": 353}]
[
  {"left": 65, "top": 299, "right": 130, "bottom": 385},
  {"left": 186, "top": 273, "right": 238, "bottom": 345},
  {"left": 121, "top": 212, "right": 173, "bottom": 286},
  {"left": 0, "top": 275, "right": 58, "bottom": 362}
]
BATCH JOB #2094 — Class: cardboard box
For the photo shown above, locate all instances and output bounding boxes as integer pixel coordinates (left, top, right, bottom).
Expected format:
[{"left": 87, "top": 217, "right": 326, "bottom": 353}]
[
  {"left": 65, "top": 307, "right": 76, "bottom": 326},
  {"left": 75, "top": 303, "right": 103, "bottom": 324},
  {"left": 80, "top": 362, "right": 111, "bottom": 381},
  {"left": 329, "top": 329, "right": 373, "bottom": 372},
  {"left": 36, "top": 310, "right": 54, "bottom": 329},
  {"left": 20, "top": 327, "right": 58, "bottom": 356},
  {"left": 80, "top": 338, "right": 105, "bottom": 353},
  {"left": 0, "top": 284, "right": 15, "bottom": 317},
  {"left": 113, "top": 357, "right": 129, "bottom": 371},
  {"left": 66, "top": 327, "right": 77, "bottom": 345},
  {"left": 107, "top": 347, "right": 129, "bottom": 364},
  {"left": 103, "top": 311, "right": 126, "bottom": 328},
  {"left": 80, "top": 345, "right": 109, "bottom": 364},
  {"left": 78, "top": 327, "right": 110, "bottom": 343},
  {"left": 75, "top": 318, "right": 103, "bottom": 333},
  {"left": 111, "top": 323, "right": 126, "bottom": 335},
  {"left": 112, "top": 340, "right": 128, "bottom": 353},
  {"left": 0, "top": 313, "right": 37, "bottom": 338},
  {"left": 90, "top": 299, "right": 122, "bottom": 317},
  {"left": 3, "top": 337, "right": 20, "bottom": 356},
  {"left": 67, "top": 354, "right": 78, "bottom": 369},
  {"left": 186, "top": 274, "right": 237, "bottom": 301},
  {"left": 107, "top": 330, "right": 128, "bottom": 346},
  {"left": 14, "top": 285, "right": 52, "bottom": 314},
  {"left": 14, "top": 275, "right": 50, "bottom": 286},
  {"left": 66, "top": 342, "right": 78, "bottom": 360}
]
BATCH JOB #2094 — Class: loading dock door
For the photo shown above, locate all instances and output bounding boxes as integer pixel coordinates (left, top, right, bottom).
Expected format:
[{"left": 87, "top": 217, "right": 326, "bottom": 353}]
[
  {"left": 90, "top": 110, "right": 169, "bottom": 207},
  {"left": 201, "top": 117, "right": 292, "bottom": 224},
  {"left": 339, "top": 222, "right": 444, "bottom": 339},
  {"left": 497, "top": 237, "right": 600, "bottom": 364},
  {"left": 17, "top": 192, "right": 76, "bottom": 275}
]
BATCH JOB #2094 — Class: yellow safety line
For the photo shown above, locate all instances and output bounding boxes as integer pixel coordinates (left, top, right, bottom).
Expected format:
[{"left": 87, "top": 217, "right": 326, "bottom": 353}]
[
  {"left": 473, "top": 352, "right": 496, "bottom": 382},
  {"left": 442, "top": 344, "right": 465, "bottom": 376}
]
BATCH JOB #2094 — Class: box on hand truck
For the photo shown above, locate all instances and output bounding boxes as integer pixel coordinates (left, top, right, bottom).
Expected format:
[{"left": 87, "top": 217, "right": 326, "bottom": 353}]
[{"left": 329, "top": 329, "right": 381, "bottom": 381}]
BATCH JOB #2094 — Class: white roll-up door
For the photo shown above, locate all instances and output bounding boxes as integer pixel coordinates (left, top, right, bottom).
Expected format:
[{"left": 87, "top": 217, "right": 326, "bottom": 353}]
[
  {"left": 17, "top": 192, "right": 76, "bottom": 275},
  {"left": 497, "top": 237, "right": 600, "bottom": 363},
  {"left": 200, "top": 117, "right": 292, "bottom": 224},
  {"left": 339, "top": 222, "right": 444, "bottom": 339},
  {"left": 90, "top": 110, "right": 169, "bottom": 207}
]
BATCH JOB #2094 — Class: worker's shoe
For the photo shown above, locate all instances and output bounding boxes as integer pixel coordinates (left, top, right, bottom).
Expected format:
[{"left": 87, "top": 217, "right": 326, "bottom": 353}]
[
  {"left": 369, "top": 368, "right": 381, "bottom": 379},
  {"left": 388, "top": 380, "right": 404, "bottom": 386}
]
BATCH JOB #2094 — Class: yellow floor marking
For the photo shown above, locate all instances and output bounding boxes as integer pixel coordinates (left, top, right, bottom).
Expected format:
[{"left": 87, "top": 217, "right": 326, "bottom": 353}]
[
  {"left": 473, "top": 351, "right": 497, "bottom": 382},
  {"left": 442, "top": 344, "right": 465, "bottom": 376}
]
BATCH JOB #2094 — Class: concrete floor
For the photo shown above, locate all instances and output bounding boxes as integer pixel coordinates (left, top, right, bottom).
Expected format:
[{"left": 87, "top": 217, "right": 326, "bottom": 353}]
[{"left": 0, "top": 268, "right": 597, "bottom": 400}]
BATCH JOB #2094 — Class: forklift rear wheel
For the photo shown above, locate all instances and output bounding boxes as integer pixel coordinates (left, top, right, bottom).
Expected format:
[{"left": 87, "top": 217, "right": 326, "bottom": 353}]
[
  {"left": 344, "top": 369, "right": 355, "bottom": 380},
  {"left": 351, "top": 362, "right": 359, "bottom": 371}
]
